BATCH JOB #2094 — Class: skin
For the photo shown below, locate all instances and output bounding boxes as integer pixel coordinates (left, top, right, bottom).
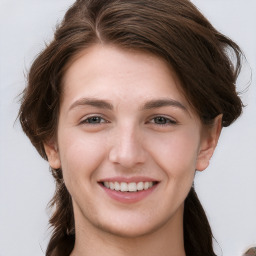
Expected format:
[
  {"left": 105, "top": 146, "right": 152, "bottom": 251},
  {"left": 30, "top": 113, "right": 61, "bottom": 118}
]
[{"left": 44, "top": 44, "right": 222, "bottom": 256}]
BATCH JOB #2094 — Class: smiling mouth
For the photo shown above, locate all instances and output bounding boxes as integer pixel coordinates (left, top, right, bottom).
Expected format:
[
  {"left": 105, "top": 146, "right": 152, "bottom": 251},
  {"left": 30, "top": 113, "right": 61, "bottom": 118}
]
[{"left": 100, "top": 181, "right": 158, "bottom": 192}]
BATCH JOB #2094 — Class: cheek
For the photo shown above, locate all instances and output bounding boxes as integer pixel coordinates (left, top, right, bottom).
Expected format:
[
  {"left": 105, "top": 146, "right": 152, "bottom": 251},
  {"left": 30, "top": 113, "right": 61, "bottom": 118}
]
[
  {"left": 57, "top": 129, "right": 107, "bottom": 182},
  {"left": 146, "top": 129, "right": 200, "bottom": 178}
]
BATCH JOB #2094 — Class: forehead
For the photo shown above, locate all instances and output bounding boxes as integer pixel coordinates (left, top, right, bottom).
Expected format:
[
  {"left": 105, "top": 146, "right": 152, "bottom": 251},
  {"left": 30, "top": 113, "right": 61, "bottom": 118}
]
[{"left": 61, "top": 44, "right": 191, "bottom": 112}]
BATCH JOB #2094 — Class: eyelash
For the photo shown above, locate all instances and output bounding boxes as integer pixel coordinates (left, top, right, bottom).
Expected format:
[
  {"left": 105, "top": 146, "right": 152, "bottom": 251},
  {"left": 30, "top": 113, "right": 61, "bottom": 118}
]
[
  {"left": 148, "top": 116, "right": 177, "bottom": 126},
  {"left": 80, "top": 115, "right": 108, "bottom": 125},
  {"left": 80, "top": 115, "right": 177, "bottom": 126}
]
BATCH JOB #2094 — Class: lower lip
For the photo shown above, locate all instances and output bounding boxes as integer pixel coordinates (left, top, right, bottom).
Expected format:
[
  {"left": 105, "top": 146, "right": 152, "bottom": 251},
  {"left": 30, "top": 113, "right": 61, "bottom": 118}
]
[{"left": 99, "top": 183, "right": 158, "bottom": 203}]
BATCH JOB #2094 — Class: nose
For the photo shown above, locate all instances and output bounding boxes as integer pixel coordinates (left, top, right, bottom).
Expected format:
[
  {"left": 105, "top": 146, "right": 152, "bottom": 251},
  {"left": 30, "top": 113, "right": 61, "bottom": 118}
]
[{"left": 108, "top": 125, "right": 146, "bottom": 169}]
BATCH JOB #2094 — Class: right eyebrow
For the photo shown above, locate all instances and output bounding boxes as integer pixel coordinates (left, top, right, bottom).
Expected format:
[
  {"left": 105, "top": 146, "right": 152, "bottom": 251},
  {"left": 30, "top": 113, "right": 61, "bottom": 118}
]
[
  {"left": 141, "top": 98, "right": 187, "bottom": 111},
  {"left": 69, "top": 97, "right": 114, "bottom": 111}
]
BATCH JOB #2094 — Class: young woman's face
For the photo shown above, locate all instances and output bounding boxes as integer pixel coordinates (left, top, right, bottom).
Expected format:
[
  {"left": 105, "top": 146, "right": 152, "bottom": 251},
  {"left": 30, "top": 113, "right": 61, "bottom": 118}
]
[{"left": 45, "top": 44, "right": 218, "bottom": 238}]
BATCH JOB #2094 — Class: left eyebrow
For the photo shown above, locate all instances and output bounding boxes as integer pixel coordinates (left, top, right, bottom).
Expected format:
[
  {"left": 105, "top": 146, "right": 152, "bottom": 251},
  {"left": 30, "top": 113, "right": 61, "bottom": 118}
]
[
  {"left": 141, "top": 98, "right": 187, "bottom": 111},
  {"left": 68, "top": 98, "right": 114, "bottom": 111}
]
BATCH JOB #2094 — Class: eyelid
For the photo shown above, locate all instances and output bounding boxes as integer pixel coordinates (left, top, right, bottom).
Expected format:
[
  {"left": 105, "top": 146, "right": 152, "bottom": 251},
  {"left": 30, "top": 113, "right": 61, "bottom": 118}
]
[
  {"left": 79, "top": 114, "right": 109, "bottom": 125},
  {"left": 147, "top": 115, "right": 177, "bottom": 125}
]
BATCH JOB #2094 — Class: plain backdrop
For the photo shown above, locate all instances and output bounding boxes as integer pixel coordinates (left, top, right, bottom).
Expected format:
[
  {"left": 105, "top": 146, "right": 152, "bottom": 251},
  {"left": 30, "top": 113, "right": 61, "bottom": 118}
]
[{"left": 0, "top": 0, "right": 255, "bottom": 255}]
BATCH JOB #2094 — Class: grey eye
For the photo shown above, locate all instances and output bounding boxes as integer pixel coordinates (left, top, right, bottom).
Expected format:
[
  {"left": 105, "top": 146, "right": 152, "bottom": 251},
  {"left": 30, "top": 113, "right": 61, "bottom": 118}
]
[
  {"left": 85, "top": 116, "right": 103, "bottom": 124},
  {"left": 154, "top": 117, "right": 168, "bottom": 124},
  {"left": 152, "top": 116, "right": 176, "bottom": 125}
]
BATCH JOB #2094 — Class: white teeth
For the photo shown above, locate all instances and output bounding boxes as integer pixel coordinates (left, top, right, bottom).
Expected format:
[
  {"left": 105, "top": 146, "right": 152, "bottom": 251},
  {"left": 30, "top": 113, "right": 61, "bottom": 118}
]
[
  {"left": 115, "top": 182, "right": 120, "bottom": 191},
  {"left": 104, "top": 181, "right": 110, "bottom": 188},
  {"left": 120, "top": 182, "right": 128, "bottom": 192},
  {"left": 103, "top": 181, "right": 155, "bottom": 192},
  {"left": 137, "top": 181, "right": 144, "bottom": 191},
  {"left": 144, "top": 182, "right": 149, "bottom": 190},
  {"left": 128, "top": 182, "right": 137, "bottom": 192},
  {"left": 109, "top": 182, "right": 115, "bottom": 190}
]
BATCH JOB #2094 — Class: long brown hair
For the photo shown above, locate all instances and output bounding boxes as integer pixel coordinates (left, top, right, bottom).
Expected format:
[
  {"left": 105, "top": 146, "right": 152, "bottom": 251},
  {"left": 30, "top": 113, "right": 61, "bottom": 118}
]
[{"left": 19, "top": 0, "right": 243, "bottom": 255}]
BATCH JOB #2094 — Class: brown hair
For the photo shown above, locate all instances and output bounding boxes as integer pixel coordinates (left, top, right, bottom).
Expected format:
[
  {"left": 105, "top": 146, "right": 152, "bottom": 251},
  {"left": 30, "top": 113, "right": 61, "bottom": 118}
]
[{"left": 19, "top": 0, "right": 243, "bottom": 255}]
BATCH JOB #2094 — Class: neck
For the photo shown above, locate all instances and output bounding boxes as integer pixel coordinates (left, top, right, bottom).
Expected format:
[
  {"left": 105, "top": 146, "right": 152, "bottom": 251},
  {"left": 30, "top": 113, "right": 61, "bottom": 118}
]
[{"left": 71, "top": 206, "right": 186, "bottom": 256}]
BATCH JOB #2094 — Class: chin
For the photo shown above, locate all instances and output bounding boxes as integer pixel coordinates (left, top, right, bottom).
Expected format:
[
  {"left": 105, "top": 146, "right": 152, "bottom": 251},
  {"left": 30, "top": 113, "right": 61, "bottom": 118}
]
[
  {"left": 92, "top": 210, "right": 175, "bottom": 239},
  {"left": 97, "top": 221, "right": 160, "bottom": 238}
]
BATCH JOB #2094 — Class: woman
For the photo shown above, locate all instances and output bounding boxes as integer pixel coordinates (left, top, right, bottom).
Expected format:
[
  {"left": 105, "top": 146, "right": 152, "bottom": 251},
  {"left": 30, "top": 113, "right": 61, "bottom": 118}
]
[{"left": 19, "top": 0, "right": 243, "bottom": 255}]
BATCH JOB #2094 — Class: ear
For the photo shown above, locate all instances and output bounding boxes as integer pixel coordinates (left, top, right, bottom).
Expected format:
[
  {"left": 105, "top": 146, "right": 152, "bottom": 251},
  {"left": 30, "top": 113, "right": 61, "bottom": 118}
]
[
  {"left": 44, "top": 140, "right": 61, "bottom": 169},
  {"left": 196, "top": 114, "right": 222, "bottom": 172}
]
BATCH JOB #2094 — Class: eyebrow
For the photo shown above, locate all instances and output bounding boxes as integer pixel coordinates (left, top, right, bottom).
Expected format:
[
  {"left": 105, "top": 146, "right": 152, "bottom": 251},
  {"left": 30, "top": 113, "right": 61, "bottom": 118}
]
[
  {"left": 69, "top": 98, "right": 114, "bottom": 111},
  {"left": 142, "top": 98, "right": 187, "bottom": 111},
  {"left": 69, "top": 97, "right": 187, "bottom": 112}
]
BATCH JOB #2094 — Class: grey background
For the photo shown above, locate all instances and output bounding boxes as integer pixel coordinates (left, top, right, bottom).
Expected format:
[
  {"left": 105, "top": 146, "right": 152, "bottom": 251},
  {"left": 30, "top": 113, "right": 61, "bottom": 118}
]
[{"left": 0, "top": 0, "right": 255, "bottom": 255}]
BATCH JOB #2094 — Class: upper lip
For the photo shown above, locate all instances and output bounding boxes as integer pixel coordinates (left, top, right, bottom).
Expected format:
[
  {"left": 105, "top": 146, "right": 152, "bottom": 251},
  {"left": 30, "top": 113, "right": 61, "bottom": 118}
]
[{"left": 98, "top": 176, "right": 159, "bottom": 183}]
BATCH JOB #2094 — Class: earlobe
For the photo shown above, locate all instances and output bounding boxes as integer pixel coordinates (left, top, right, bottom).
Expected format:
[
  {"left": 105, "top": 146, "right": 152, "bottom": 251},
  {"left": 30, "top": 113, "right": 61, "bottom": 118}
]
[
  {"left": 196, "top": 114, "right": 223, "bottom": 172},
  {"left": 44, "top": 141, "right": 61, "bottom": 169}
]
